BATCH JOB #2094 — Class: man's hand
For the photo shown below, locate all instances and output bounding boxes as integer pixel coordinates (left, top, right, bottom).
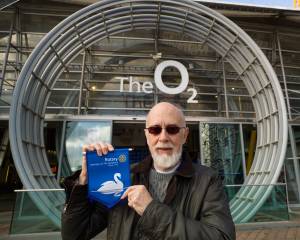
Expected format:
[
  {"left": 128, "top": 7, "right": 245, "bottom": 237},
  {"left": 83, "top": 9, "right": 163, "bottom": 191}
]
[
  {"left": 79, "top": 142, "right": 114, "bottom": 185},
  {"left": 121, "top": 185, "right": 153, "bottom": 216}
]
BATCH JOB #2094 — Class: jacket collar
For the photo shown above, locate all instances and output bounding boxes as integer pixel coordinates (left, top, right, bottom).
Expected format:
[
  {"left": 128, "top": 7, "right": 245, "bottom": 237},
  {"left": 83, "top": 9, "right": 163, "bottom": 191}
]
[{"left": 131, "top": 151, "right": 195, "bottom": 178}]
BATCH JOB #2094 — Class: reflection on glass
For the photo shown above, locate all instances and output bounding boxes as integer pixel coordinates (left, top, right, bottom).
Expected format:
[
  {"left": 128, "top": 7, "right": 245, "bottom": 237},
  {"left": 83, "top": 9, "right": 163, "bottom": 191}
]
[
  {"left": 242, "top": 124, "right": 257, "bottom": 175},
  {"left": 285, "top": 126, "right": 300, "bottom": 205},
  {"left": 225, "top": 184, "right": 289, "bottom": 223},
  {"left": 200, "top": 123, "right": 244, "bottom": 185},
  {"left": 65, "top": 121, "right": 112, "bottom": 172},
  {"left": 10, "top": 191, "right": 63, "bottom": 234}
]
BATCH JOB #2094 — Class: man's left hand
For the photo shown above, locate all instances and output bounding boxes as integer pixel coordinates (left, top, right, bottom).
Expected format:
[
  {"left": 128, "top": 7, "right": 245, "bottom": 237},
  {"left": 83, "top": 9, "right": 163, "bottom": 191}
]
[{"left": 121, "top": 185, "right": 153, "bottom": 216}]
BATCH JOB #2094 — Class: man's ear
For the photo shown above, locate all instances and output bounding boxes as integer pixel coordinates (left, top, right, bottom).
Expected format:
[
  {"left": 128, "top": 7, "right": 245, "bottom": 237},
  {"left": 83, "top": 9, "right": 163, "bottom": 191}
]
[
  {"left": 184, "top": 127, "right": 189, "bottom": 143},
  {"left": 144, "top": 129, "right": 149, "bottom": 143},
  {"left": 144, "top": 128, "right": 147, "bottom": 137}
]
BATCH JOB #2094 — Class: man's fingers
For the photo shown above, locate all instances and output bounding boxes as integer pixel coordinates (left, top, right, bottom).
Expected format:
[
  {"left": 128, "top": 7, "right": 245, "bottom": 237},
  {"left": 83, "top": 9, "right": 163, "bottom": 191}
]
[
  {"left": 121, "top": 185, "right": 152, "bottom": 216},
  {"left": 81, "top": 146, "right": 88, "bottom": 173},
  {"left": 121, "top": 186, "right": 135, "bottom": 199},
  {"left": 79, "top": 147, "right": 88, "bottom": 185},
  {"left": 108, "top": 144, "right": 114, "bottom": 151},
  {"left": 79, "top": 142, "right": 114, "bottom": 186},
  {"left": 82, "top": 142, "right": 115, "bottom": 156},
  {"left": 82, "top": 144, "right": 89, "bottom": 153},
  {"left": 81, "top": 155, "right": 87, "bottom": 172},
  {"left": 121, "top": 187, "right": 131, "bottom": 199},
  {"left": 95, "top": 143, "right": 103, "bottom": 156},
  {"left": 128, "top": 200, "right": 134, "bottom": 208},
  {"left": 88, "top": 144, "right": 95, "bottom": 152},
  {"left": 99, "top": 142, "right": 110, "bottom": 154},
  {"left": 121, "top": 191, "right": 127, "bottom": 200}
]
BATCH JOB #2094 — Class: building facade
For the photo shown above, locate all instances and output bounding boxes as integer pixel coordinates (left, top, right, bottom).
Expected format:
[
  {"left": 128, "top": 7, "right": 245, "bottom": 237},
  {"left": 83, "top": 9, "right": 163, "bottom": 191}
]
[{"left": 0, "top": 0, "right": 300, "bottom": 233}]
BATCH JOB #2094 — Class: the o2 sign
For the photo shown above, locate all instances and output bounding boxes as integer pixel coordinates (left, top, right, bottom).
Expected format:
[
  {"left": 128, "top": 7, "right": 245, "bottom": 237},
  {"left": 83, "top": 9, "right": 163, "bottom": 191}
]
[
  {"left": 117, "top": 60, "right": 198, "bottom": 103},
  {"left": 154, "top": 60, "right": 188, "bottom": 94}
]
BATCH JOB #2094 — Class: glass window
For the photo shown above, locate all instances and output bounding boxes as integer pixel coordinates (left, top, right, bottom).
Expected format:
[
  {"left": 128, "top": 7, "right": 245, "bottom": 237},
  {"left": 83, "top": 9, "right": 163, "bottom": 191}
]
[
  {"left": 10, "top": 191, "right": 61, "bottom": 234},
  {"left": 242, "top": 124, "right": 257, "bottom": 175},
  {"left": 200, "top": 123, "right": 244, "bottom": 185},
  {"left": 65, "top": 121, "right": 112, "bottom": 172},
  {"left": 225, "top": 184, "right": 289, "bottom": 222},
  {"left": 285, "top": 125, "right": 300, "bottom": 205}
]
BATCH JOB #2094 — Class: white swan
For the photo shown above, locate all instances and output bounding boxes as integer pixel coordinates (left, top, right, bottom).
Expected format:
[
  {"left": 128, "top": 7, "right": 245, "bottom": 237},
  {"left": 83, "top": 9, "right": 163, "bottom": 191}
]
[{"left": 97, "top": 173, "right": 124, "bottom": 196}]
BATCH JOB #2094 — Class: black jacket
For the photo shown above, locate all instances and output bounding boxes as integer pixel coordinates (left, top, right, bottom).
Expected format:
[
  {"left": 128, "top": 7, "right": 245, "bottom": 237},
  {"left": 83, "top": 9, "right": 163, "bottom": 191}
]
[{"left": 61, "top": 153, "right": 235, "bottom": 240}]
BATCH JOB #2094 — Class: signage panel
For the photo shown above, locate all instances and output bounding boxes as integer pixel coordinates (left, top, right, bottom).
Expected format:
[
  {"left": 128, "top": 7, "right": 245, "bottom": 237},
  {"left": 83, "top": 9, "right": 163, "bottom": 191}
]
[{"left": 87, "top": 149, "right": 131, "bottom": 208}]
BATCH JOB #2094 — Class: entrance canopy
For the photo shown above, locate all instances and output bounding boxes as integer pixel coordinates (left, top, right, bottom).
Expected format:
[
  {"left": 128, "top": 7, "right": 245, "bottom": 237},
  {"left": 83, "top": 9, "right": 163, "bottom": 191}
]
[{"left": 9, "top": 0, "right": 287, "bottom": 225}]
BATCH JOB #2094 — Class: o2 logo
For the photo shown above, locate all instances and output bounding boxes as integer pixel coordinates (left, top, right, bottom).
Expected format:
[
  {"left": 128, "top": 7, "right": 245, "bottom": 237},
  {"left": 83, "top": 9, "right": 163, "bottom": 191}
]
[{"left": 117, "top": 60, "right": 198, "bottom": 104}]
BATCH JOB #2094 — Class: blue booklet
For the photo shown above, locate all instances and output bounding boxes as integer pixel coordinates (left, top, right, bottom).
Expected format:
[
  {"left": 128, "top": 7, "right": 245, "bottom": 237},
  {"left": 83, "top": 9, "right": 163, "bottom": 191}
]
[{"left": 86, "top": 149, "right": 131, "bottom": 208}]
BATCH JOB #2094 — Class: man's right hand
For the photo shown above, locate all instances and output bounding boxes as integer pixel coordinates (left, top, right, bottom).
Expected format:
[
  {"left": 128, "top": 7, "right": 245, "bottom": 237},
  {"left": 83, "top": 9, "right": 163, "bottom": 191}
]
[{"left": 79, "top": 142, "right": 114, "bottom": 185}]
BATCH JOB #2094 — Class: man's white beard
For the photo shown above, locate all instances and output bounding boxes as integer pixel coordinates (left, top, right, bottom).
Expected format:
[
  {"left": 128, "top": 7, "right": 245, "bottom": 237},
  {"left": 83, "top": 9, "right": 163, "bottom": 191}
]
[{"left": 151, "top": 145, "right": 182, "bottom": 171}]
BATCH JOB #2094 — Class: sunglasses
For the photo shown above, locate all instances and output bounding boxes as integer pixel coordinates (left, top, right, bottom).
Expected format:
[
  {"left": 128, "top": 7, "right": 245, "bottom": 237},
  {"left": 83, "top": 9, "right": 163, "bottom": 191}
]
[{"left": 145, "top": 125, "right": 185, "bottom": 135}]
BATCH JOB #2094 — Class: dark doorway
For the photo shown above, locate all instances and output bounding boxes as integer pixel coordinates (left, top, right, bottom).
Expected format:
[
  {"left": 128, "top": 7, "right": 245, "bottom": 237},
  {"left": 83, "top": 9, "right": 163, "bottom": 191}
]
[{"left": 112, "top": 122, "right": 200, "bottom": 164}]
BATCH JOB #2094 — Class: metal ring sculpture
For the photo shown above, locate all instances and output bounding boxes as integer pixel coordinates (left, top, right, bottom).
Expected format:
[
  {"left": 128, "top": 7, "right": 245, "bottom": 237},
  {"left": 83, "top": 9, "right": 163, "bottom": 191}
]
[{"left": 9, "top": 0, "right": 288, "bottom": 226}]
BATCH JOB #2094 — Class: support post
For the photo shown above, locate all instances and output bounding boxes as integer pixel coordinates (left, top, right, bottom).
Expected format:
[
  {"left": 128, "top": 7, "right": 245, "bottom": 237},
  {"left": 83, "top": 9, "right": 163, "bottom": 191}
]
[{"left": 77, "top": 50, "right": 87, "bottom": 115}]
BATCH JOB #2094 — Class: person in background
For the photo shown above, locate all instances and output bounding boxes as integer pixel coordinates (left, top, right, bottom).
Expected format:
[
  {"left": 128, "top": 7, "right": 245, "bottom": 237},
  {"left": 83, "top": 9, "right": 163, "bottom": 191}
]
[{"left": 61, "top": 102, "right": 236, "bottom": 240}]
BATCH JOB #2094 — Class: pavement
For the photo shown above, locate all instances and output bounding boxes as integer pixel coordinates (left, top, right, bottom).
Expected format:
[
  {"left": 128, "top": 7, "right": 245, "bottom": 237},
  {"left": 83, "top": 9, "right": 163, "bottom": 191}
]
[
  {"left": 1, "top": 216, "right": 300, "bottom": 240},
  {"left": 236, "top": 228, "right": 300, "bottom": 240},
  {"left": 1, "top": 228, "right": 300, "bottom": 240},
  {"left": 235, "top": 221, "right": 300, "bottom": 240}
]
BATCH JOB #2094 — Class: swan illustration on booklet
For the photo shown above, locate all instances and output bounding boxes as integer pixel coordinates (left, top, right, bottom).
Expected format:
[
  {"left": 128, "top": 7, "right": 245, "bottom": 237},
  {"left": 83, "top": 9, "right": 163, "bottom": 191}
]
[{"left": 86, "top": 148, "right": 131, "bottom": 208}]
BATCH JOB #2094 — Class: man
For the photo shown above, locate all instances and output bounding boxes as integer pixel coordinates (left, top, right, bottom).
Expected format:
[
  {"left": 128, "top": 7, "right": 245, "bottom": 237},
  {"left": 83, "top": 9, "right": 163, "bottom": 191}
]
[{"left": 61, "top": 102, "right": 235, "bottom": 240}]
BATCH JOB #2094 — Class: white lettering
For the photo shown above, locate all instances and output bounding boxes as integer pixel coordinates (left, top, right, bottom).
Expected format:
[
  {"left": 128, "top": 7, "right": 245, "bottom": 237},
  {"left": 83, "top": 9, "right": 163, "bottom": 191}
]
[
  {"left": 142, "top": 81, "right": 153, "bottom": 93},
  {"left": 115, "top": 60, "right": 195, "bottom": 103},
  {"left": 187, "top": 88, "right": 198, "bottom": 103},
  {"left": 129, "top": 76, "right": 141, "bottom": 92},
  {"left": 154, "top": 60, "right": 189, "bottom": 95},
  {"left": 104, "top": 157, "right": 118, "bottom": 162},
  {"left": 116, "top": 77, "right": 129, "bottom": 92}
]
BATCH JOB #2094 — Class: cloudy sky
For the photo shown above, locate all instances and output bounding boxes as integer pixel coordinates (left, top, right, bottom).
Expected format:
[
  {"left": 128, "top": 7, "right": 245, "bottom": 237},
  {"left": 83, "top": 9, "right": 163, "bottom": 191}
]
[{"left": 196, "top": 0, "right": 299, "bottom": 10}]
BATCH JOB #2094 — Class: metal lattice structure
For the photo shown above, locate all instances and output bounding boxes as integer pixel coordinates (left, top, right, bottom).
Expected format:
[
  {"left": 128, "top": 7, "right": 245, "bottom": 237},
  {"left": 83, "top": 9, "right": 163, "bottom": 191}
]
[{"left": 9, "top": 0, "right": 288, "bottom": 225}]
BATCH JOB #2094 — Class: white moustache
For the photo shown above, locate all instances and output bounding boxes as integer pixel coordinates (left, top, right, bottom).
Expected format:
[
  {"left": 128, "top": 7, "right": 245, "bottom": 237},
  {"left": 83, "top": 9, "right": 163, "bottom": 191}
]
[{"left": 155, "top": 143, "right": 174, "bottom": 149}]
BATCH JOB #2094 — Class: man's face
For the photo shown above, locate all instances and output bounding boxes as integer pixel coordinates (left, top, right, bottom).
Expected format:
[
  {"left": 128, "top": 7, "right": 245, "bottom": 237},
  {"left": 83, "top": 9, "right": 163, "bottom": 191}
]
[{"left": 145, "top": 103, "right": 189, "bottom": 171}]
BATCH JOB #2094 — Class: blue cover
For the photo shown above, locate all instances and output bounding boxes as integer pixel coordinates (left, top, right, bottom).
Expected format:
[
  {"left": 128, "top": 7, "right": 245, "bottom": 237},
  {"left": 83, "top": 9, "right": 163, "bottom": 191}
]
[{"left": 86, "top": 149, "right": 131, "bottom": 208}]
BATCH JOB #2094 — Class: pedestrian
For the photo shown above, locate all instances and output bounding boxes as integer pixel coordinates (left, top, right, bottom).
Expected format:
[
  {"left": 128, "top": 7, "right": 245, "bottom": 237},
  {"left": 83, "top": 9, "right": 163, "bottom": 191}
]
[{"left": 61, "top": 102, "right": 235, "bottom": 240}]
